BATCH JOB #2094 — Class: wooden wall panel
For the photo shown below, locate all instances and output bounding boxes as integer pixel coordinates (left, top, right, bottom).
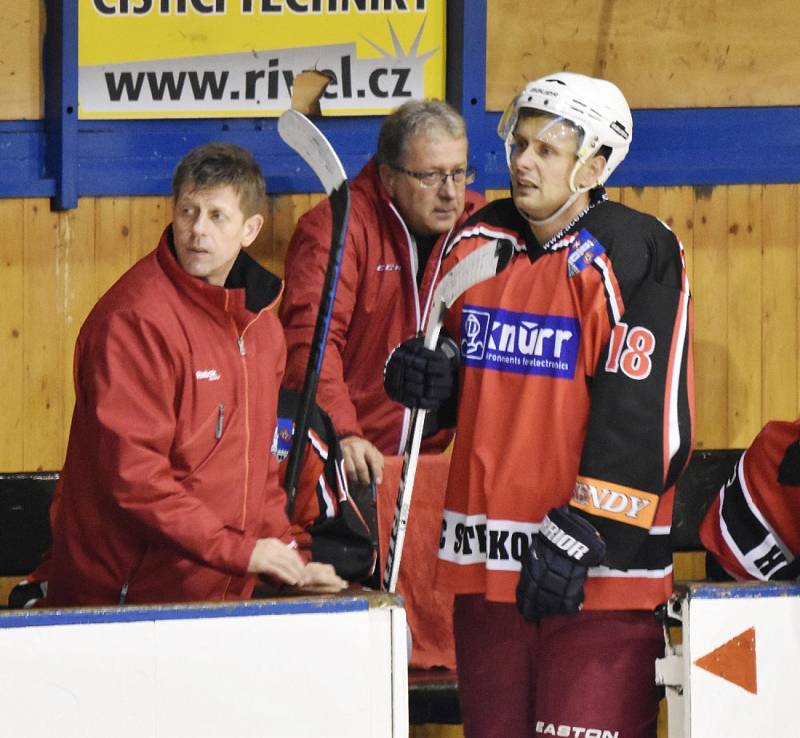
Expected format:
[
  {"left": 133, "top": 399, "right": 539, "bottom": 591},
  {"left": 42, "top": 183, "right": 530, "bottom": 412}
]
[
  {"left": 761, "top": 185, "right": 798, "bottom": 422},
  {"left": 22, "top": 200, "right": 65, "bottom": 470},
  {"left": 0, "top": 201, "right": 25, "bottom": 470},
  {"left": 2, "top": 186, "right": 799, "bottom": 473},
  {"left": 0, "top": 2, "right": 43, "bottom": 120},
  {"left": 130, "top": 197, "right": 171, "bottom": 264},
  {"left": 61, "top": 200, "right": 98, "bottom": 445},
  {"left": 95, "top": 199, "right": 133, "bottom": 299},
  {"left": 269, "top": 194, "right": 314, "bottom": 279},
  {"left": 250, "top": 198, "right": 279, "bottom": 279},
  {"left": 618, "top": 186, "right": 660, "bottom": 218},
  {"left": 659, "top": 187, "right": 695, "bottom": 279},
  {"left": 726, "top": 186, "right": 763, "bottom": 448},
  {"left": 486, "top": 0, "right": 800, "bottom": 110},
  {"left": 692, "top": 187, "right": 730, "bottom": 448}
]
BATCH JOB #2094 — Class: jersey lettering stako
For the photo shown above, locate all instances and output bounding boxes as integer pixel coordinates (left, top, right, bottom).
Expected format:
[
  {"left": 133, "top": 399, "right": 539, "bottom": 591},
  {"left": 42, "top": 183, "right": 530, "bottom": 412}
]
[
  {"left": 436, "top": 193, "right": 694, "bottom": 609},
  {"left": 700, "top": 419, "right": 800, "bottom": 581}
]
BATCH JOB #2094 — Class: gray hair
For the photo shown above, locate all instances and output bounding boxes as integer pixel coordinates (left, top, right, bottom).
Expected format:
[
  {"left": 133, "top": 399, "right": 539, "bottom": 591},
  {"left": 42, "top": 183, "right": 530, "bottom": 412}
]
[{"left": 377, "top": 99, "right": 467, "bottom": 168}]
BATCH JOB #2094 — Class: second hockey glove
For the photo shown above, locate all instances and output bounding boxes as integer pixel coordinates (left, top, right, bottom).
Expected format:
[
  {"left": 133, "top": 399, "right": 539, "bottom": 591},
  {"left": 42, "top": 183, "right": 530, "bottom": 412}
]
[
  {"left": 384, "top": 335, "right": 460, "bottom": 411},
  {"left": 516, "top": 505, "right": 606, "bottom": 622}
]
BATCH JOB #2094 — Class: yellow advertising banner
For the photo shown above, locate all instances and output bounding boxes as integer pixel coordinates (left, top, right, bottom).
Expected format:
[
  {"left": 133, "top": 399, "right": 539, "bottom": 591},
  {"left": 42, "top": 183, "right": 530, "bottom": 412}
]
[{"left": 78, "top": 0, "right": 446, "bottom": 118}]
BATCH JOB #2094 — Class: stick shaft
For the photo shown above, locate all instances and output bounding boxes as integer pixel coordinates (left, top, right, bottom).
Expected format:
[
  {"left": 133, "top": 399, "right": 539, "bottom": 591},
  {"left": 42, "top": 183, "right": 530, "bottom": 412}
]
[{"left": 283, "top": 181, "right": 351, "bottom": 511}]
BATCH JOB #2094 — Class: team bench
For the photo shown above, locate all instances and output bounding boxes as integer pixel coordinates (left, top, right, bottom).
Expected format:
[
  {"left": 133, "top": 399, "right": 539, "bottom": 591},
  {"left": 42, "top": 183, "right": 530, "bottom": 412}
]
[{"left": 0, "top": 450, "right": 742, "bottom": 725}]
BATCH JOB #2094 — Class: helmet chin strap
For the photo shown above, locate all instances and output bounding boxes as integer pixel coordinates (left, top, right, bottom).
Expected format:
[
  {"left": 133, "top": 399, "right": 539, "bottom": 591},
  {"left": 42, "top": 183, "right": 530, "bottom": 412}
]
[
  {"left": 522, "top": 189, "right": 584, "bottom": 227},
  {"left": 520, "top": 159, "right": 595, "bottom": 228}
]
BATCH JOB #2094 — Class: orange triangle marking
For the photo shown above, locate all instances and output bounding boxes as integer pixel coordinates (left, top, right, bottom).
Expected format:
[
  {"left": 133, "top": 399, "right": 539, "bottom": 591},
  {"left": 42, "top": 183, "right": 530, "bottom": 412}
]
[{"left": 694, "top": 626, "right": 757, "bottom": 694}]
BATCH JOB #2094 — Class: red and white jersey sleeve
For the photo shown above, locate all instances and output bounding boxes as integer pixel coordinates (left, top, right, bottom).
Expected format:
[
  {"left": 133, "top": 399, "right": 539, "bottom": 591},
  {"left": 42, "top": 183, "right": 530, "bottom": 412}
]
[
  {"left": 700, "top": 419, "right": 800, "bottom": 581},
  {"left": 272, "top": 388, "right": 349, "bottom": 544}
]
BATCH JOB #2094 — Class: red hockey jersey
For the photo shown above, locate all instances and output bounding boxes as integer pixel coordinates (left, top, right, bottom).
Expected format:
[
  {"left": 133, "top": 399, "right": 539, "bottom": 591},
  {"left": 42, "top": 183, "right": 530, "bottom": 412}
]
[
  {"left": 700, "top": 419, "right": 800, "bottom": 580},
  {"left": 436, "top": 193, "right": 694, "bottom": 610}
]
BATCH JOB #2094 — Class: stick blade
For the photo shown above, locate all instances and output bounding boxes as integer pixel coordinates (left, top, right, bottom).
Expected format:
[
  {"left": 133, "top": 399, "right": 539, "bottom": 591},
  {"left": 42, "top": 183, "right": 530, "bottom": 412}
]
[
  {"left": 278, "top": 110, "right": 346, "bottom": 195},
  {"left": 436, "top": 237, "right": 514, "bottom": 310}
]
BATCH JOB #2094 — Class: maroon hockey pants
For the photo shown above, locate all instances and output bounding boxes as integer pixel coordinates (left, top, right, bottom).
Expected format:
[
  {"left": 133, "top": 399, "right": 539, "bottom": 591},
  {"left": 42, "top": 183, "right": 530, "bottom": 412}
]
[{"left": 453, "top": 595, "right": 664, "bottom": 738}]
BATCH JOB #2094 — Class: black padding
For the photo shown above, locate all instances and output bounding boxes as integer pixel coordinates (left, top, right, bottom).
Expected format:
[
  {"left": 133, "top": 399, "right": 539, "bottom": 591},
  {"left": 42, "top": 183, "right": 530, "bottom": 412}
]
[
  {"left": 670, "top": 449, "right": 742, "bottom": 551},
  {"left": 0, "top": 473, "right": 57, "bottom": 575},
  {"left": 778, "top": 440, "right": 800, "bottom": 485}
]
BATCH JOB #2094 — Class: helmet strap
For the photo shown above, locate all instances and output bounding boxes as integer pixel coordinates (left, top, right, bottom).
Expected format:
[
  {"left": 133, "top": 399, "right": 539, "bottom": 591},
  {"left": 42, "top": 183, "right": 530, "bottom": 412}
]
[
  {"left": 521, "top": 188, "right": 584, "bottom": 228},
  {"left": 522, "top": 159, "right": 590, "bottom": 227}
]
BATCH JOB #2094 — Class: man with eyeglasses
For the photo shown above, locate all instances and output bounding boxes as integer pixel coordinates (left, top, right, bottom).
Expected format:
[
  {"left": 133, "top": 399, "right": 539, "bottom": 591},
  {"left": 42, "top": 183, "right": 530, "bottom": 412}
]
[
  {"left": 280, "top": 99, "right": 484, "bottom": 486},
  {"left": 385, "top": 73, "right": 694, "bottom": 736}
]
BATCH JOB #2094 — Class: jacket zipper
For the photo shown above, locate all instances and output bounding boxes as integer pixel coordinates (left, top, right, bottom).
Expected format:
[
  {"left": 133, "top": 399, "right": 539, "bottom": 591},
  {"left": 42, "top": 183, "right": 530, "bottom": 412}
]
[
  {"left": 237, "top": 329, "right": 251, "bottom": 528},
  {"left": 223, "top": 301, "right": 272, "bottom": 600},
  {"left": 222, "top": 318, "right": 253, "bottom": 600},
  {"left": 215, "top": 403, "right": 225, "bottom": 439}
]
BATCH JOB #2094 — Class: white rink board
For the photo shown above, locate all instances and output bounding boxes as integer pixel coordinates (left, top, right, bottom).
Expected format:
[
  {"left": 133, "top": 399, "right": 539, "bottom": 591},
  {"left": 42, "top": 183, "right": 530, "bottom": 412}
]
[
  {"left": 0, "top": 592, "right": 408, "bottom": 738},
  {"left": 684, "top": 583, "right": 800, "bottom": 738}
]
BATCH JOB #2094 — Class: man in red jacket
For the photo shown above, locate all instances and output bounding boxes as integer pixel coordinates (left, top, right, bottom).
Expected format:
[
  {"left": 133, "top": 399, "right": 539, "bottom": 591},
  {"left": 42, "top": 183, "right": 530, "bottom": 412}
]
[
  {"left": 45, "top": 143, "right": 345, "bottom": 606},
  {"left": 280, "top": 99, "right": 485, "bottom": 486}
]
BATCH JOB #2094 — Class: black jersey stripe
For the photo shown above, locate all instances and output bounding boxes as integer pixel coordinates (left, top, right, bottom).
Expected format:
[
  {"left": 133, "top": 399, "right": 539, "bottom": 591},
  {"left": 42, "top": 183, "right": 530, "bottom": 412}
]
[
  {"left": 590, "top": 254, "right": 623, "bottom": 328},
  {"left": 719, "top": 453, "right": 794, "bottom": 578}
]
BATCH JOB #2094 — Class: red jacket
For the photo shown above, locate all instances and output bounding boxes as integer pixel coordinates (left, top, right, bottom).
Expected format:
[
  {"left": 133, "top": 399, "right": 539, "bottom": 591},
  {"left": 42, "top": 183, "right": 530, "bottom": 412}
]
[
  {"left": 46, "top": 229, "right": 291, "bottom": 606},
  {"left": 279, "top": 158, "right": 485, "bottom": 455}
]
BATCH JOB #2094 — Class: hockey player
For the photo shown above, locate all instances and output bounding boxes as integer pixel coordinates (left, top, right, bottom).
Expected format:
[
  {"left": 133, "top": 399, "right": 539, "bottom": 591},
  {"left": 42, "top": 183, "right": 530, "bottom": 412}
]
[
  {"left": 384, "top": 72, "right": 694, "bottom": 737},
  {"left": 700, "top": 419, "right": 800, "bottom": 581}
]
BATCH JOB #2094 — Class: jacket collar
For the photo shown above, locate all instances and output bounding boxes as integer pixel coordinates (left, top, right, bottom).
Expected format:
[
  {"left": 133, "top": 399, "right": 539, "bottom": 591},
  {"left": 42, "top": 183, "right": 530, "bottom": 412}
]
[
  {"left": 355, "top": 157, "right": 392, "bottom": 208},
  {"left": 157, "top": 226, "right": 283, "bottom": 323}
]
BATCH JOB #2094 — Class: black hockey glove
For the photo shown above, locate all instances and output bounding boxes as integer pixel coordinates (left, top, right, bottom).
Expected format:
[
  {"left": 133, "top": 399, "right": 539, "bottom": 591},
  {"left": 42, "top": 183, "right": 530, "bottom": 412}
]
[
  {"left": 7, "top": 580, "right": 46, "bottom": 609},
  {"left": 383, "top": 334, "right": 460, "bottom": 411},
  {"left": 516, "top": 505, "right": 606, "bottom": 622}
]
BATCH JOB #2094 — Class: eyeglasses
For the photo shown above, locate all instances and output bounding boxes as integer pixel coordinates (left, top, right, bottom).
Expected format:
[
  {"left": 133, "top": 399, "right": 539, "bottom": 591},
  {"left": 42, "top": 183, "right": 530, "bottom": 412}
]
[{"left": 391, "top": 165, "right": 477, "bottom": 189}]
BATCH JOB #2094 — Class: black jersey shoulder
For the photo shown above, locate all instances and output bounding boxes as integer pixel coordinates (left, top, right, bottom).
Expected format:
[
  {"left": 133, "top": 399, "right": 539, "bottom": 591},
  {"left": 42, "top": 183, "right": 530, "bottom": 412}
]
[
  {"left": 449, "top": 197, "right": 540, "bottom": 256},
  {"left": 580, "top": 200, "right": 684, "bottom": 302},
  {"left": 460, "top": 197, "right": 520, "bottom": 230}
]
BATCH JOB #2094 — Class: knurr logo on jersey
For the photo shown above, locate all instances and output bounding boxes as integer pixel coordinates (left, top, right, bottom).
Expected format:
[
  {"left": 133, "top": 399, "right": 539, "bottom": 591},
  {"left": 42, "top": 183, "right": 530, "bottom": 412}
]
[
  {"left": 460, "top": 305, "right": 580, "bottom": 380},
  {"left": 570, "top": 476, "right": 658, "bottom": 529}
]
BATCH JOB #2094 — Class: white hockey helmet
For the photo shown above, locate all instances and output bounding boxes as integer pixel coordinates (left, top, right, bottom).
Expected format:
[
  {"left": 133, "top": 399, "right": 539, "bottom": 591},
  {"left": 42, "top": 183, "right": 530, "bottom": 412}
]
[{"left": 497, "top": 71, "right": 633, "bottom": 192}]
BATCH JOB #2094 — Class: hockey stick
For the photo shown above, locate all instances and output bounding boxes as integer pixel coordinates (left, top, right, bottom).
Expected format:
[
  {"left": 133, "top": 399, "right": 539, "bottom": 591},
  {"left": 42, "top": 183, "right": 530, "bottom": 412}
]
[
  {"left": 383, "top": 238, "right": 514, "bottom": 592},
  {"left": 278, "top": 110, "right": 351, "bottom": 515}
]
